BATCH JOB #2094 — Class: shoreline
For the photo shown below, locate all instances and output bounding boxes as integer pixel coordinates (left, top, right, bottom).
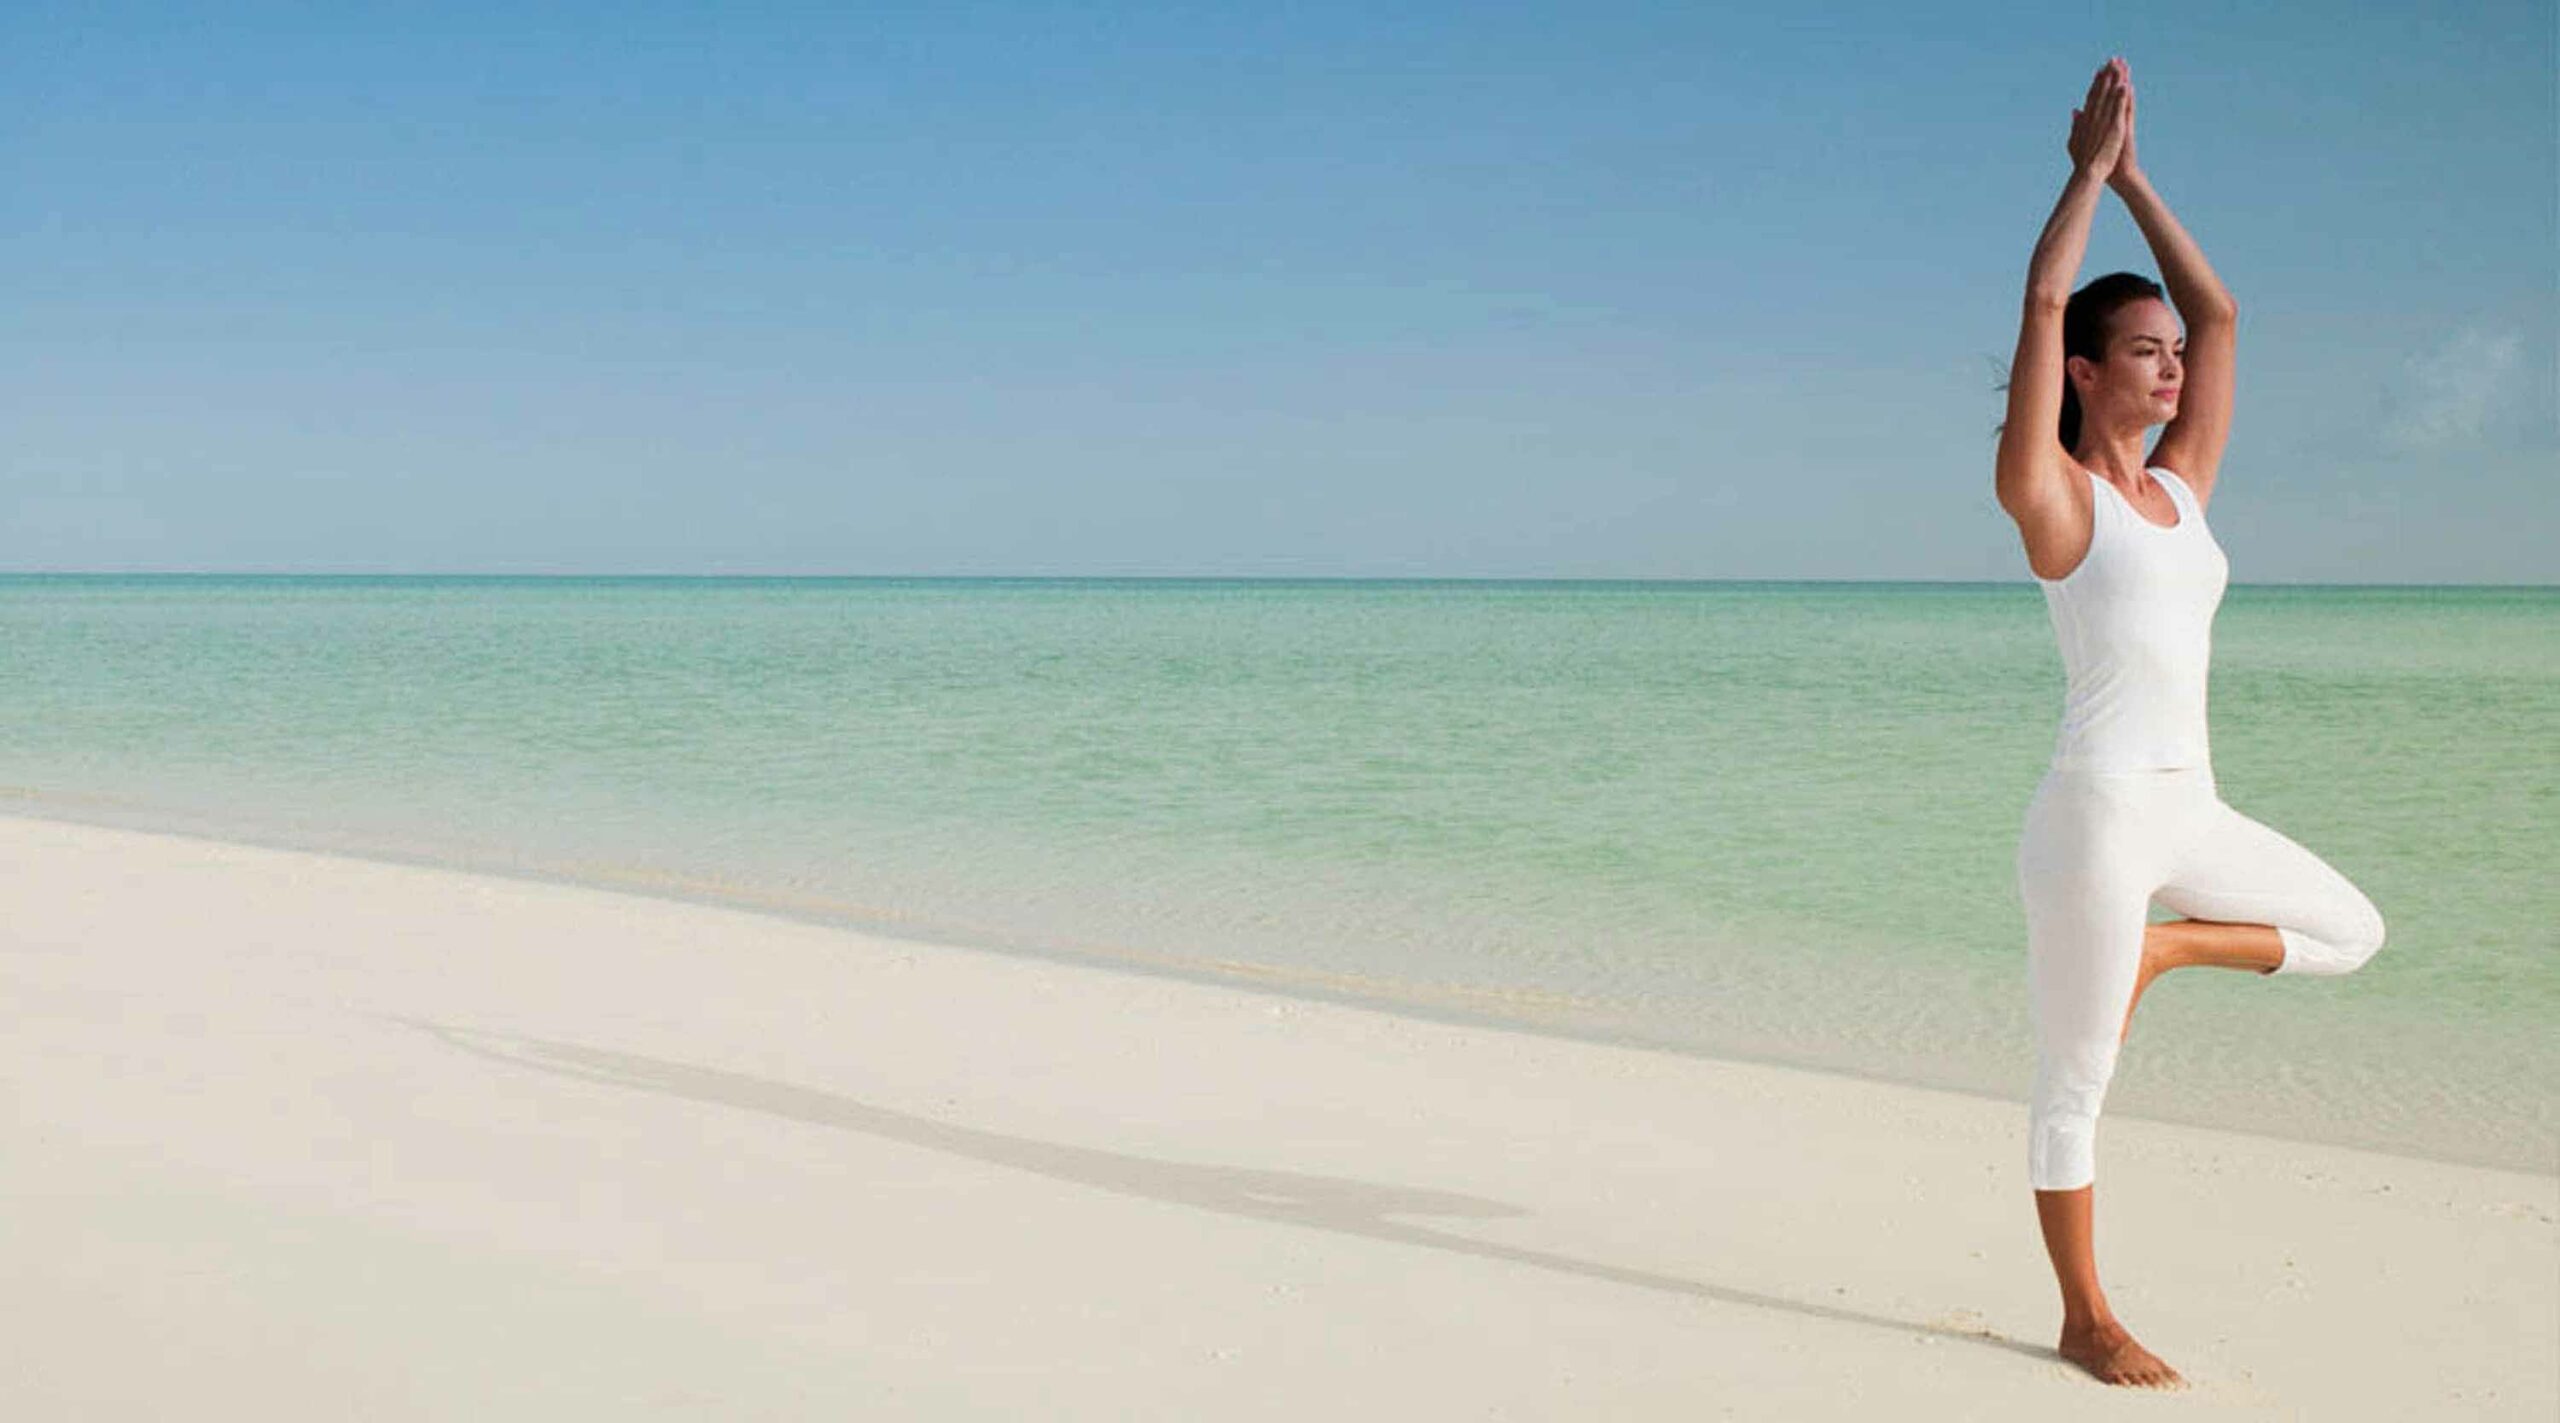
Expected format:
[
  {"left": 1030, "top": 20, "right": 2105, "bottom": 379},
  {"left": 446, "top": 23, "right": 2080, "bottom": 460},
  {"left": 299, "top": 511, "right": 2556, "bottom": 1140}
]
[
  {"left": 4, "top": 812, "right": 2553, "bottom": 1418},
  {"left": 1, "top": 800, "right": 2541, "bottom": 1179}
]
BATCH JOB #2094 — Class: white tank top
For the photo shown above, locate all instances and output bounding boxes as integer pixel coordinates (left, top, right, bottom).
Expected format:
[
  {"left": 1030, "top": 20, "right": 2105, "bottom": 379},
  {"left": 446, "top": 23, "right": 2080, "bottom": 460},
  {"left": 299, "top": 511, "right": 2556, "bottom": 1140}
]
[{"left": 2037, "top": 465, "right": 2230, "bottom": 772}]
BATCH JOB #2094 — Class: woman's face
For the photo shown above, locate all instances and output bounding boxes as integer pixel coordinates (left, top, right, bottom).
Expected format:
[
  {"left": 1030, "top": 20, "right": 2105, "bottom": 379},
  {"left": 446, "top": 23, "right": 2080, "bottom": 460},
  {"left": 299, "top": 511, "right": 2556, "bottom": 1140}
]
[{"left": 2073, "top": 297, "right": 2185, "bottom": 429}]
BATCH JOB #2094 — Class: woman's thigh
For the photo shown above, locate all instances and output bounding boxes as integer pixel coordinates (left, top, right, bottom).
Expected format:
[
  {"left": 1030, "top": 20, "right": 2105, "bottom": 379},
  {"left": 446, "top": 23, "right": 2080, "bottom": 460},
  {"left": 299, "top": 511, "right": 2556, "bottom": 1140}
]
[
  {"left": 2155, "top": 794, "right": 2387, "bottom": 975},
  {"left": 2018, "top": 773, "right": 2178, "bottom": 1056}
]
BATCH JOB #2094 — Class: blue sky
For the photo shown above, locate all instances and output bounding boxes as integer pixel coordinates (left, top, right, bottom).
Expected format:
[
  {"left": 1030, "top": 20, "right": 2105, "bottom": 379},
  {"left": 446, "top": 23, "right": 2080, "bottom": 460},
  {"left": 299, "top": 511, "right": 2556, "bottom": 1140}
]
[{"left": 5, "top": 1, "right": 2552, "bottom": 580}]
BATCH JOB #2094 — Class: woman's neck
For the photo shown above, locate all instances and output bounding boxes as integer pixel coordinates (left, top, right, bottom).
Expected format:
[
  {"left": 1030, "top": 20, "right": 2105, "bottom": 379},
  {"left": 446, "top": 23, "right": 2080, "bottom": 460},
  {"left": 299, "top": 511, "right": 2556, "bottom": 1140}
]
[{"left": 2072, "top": 427, "right": 2151, "bottom": 484}]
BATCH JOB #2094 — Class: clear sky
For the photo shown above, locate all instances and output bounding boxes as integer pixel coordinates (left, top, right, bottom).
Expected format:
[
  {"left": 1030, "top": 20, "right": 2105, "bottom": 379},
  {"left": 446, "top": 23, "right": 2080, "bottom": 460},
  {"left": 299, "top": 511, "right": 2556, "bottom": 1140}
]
[{"left": 6, "top": 1, "right": 2553, "bottom": 581}]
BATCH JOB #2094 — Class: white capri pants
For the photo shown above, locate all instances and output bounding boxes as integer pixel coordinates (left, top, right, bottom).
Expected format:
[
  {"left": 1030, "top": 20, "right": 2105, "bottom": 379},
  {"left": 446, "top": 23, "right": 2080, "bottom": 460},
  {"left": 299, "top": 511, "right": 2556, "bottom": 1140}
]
[{"left": 2016, "top": 766, "right": 2386, "bottom": 1190}]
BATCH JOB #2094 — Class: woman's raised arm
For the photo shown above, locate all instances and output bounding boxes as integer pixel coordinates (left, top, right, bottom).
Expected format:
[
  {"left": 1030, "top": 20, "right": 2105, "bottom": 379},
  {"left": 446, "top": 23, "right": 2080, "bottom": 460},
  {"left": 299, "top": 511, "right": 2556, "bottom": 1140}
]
[
  {"left": 1998, "top": 62, "right": 2125, "bottom": 536},
  {"left": 2110, "top": 70, "right": 2238, "bottom": 500}
]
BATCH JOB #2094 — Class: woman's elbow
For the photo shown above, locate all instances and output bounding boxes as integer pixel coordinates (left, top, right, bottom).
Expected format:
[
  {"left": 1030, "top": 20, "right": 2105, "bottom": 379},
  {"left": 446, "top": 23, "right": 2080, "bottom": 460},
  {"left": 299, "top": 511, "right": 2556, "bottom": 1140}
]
[{"left": 2186, "top": 292, "right": 2238, "bottom": 326}]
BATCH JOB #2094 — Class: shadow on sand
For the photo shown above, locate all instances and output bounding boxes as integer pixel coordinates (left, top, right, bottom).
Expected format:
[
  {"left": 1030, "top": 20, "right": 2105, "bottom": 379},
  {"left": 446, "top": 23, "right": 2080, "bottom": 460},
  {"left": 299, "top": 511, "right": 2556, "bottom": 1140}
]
[{"left": 400, "top": 1017, "right": 2047, "bottom": 1363}]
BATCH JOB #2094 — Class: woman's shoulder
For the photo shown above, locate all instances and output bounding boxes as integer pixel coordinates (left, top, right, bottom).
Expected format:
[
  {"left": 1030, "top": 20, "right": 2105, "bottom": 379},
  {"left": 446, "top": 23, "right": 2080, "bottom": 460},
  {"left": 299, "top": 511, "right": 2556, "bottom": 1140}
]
[{"left": 2147, "top": 461, "right": 2215, "bottom": 513}]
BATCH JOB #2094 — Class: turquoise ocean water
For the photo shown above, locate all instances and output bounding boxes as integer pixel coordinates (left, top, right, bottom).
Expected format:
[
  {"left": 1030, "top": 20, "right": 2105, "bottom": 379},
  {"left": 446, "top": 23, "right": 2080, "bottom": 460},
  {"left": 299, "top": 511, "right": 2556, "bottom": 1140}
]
[{"left": 4, "top": 575, "right": 2551, "bottom": 1172}]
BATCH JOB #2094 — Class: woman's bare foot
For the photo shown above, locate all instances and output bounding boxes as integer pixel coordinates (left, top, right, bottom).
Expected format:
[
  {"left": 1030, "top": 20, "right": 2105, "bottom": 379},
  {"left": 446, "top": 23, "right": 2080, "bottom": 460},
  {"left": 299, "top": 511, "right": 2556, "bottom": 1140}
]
[
  {"left": 2120, "top": 942, "right": 2166, "bottom": 1045},
  {"left": 2120, "top": 920, "right": 2288, "bottom": 1044},
  {"left": 2059, "top": 1318, "right": 2187, "bottom": 1389}
]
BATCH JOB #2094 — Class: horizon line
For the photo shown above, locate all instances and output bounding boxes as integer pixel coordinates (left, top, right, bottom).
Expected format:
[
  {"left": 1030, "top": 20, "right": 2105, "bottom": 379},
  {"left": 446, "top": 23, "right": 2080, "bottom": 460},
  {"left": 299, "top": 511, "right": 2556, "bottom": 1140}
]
[{"left": 5, "top": 570, "right": 2553, "bottom": 591}]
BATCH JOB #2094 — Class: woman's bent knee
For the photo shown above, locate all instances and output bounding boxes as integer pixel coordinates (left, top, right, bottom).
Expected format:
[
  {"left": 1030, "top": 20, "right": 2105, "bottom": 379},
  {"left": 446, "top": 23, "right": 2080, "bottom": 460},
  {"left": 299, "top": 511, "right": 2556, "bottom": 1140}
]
[{"left": 2275, "top": 896, "right": 2386, "bottom": 976}]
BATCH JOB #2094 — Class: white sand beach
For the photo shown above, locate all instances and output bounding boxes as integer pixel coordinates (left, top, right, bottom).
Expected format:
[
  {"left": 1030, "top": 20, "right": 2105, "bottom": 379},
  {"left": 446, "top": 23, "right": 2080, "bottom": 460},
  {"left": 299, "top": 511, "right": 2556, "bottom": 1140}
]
[{"left": 4, "top": 814, "right": 2551, "bottom": 1420}]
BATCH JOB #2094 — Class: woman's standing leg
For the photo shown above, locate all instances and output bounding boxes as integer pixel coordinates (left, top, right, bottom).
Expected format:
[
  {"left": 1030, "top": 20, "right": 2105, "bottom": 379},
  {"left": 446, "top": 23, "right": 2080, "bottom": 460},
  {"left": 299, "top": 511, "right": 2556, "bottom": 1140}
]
[
  {"left": 2046, "top": 783, "right": 2385, "bottom": 1388},
  {"left": 2018, "top": 772, "right": 2186, "bottom": 1387}
]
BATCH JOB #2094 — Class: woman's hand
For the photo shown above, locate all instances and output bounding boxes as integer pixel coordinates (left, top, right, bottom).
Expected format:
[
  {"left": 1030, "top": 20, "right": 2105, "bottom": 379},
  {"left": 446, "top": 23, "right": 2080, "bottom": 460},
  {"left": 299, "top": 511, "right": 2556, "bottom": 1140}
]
[
  {"left": 2067, "top": 58, "right": 2129, "bottom": 182},
  {"left": 2108, "top": 61, "right": 2146, "bottom": 190}
]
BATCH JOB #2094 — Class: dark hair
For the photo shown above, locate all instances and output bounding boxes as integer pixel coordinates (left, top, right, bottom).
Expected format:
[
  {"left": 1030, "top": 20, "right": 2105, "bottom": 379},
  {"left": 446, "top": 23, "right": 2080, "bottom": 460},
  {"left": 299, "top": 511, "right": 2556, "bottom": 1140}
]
[{"left": 2058, "top": 272, "right": 2166, "bottom": 451}]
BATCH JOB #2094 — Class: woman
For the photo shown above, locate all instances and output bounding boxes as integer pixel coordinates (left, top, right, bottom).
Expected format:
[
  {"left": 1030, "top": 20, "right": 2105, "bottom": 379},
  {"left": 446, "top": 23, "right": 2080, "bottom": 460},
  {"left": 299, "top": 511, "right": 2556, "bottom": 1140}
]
[{"left": 1995, "top": 58, "right": 2389, "bottom": 1389}]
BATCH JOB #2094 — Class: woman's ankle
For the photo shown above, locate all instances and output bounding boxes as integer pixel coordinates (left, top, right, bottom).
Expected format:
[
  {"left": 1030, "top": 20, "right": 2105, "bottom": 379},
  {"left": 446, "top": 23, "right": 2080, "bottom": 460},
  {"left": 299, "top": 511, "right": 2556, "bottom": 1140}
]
[{"left": 2059, "top": 1304, "right": 2121, "bottom": 1336}]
